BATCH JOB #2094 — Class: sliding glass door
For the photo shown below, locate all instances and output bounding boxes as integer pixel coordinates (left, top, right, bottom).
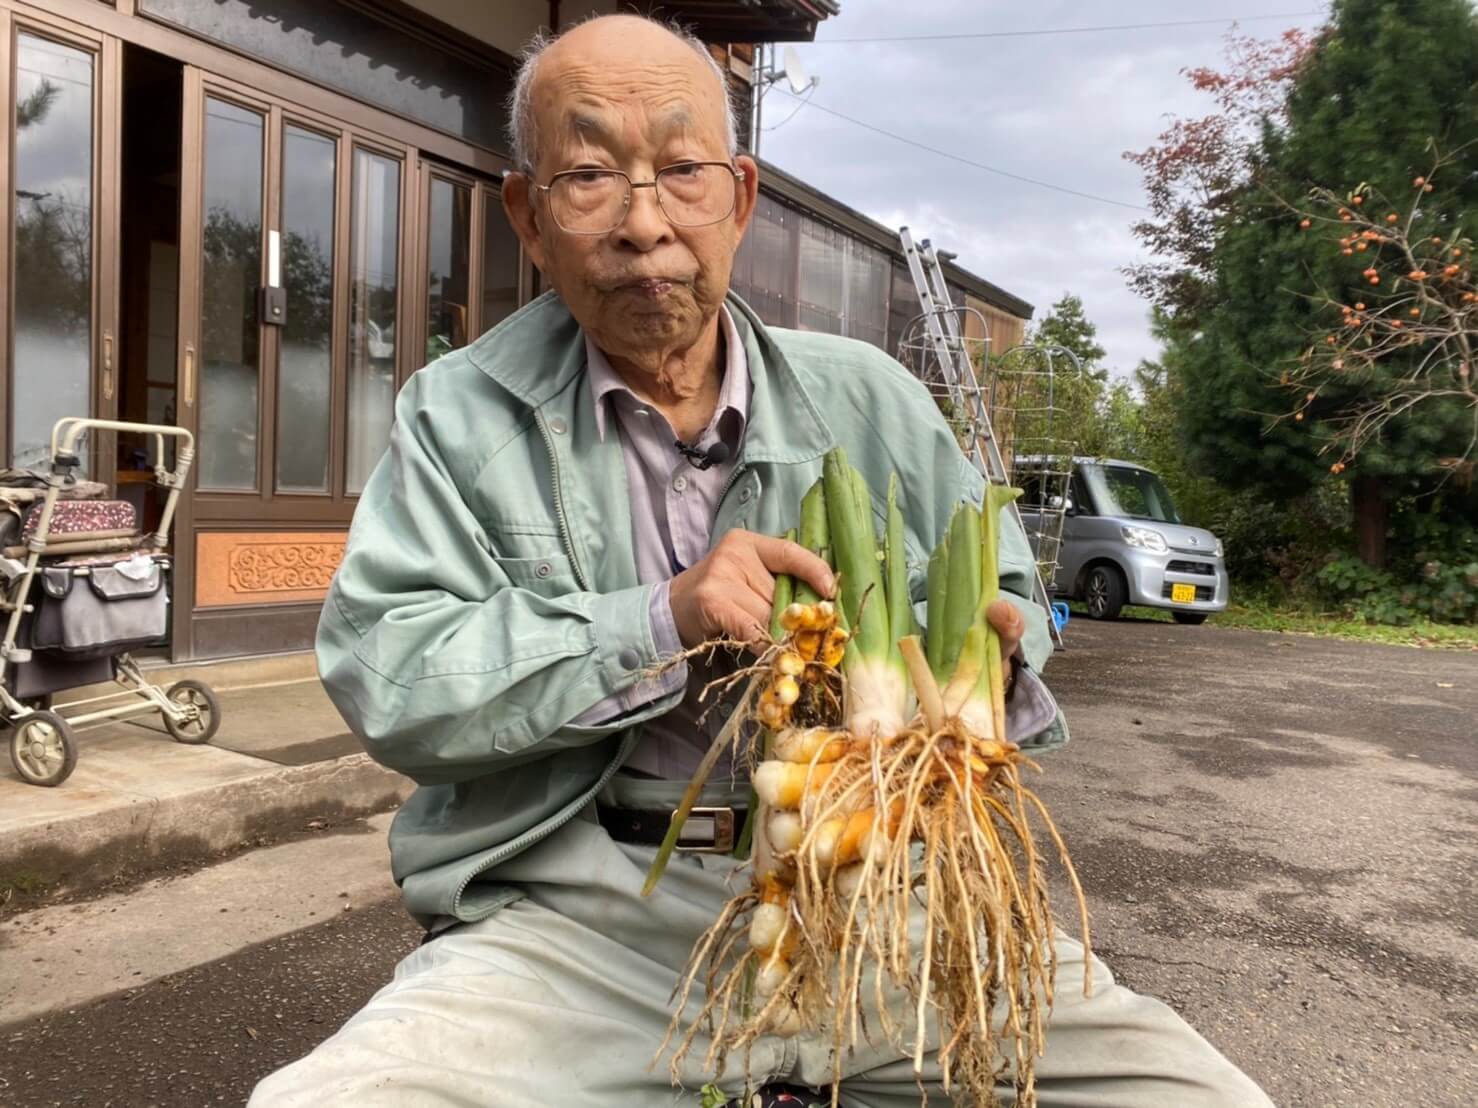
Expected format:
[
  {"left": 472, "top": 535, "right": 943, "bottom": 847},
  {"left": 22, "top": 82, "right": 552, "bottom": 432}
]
[{"left": 2, "top": 8, "right": 120, "bottom": 473}]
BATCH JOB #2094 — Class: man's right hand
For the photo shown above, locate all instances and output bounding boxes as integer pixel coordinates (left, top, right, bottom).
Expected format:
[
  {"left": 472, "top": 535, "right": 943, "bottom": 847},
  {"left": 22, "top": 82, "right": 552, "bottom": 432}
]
[{"left": 669, "top": 530, "right": 835, "bottom": 650}]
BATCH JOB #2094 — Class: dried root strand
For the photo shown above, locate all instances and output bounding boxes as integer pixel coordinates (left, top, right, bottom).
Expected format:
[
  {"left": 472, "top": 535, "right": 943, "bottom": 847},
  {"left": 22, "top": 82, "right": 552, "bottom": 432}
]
[{"left": 663, "top": 716, "right": 1089, "bottom": 1108}]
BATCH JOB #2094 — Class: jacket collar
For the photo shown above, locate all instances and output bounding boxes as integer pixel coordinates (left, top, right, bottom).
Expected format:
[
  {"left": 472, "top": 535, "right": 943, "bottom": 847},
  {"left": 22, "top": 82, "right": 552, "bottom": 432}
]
[{"left": 464, "top": 290, "right": 836, "bottom": 466}]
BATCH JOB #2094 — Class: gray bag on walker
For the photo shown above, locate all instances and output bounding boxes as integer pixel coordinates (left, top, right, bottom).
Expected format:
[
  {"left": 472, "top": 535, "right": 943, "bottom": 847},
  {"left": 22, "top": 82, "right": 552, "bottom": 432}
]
[{"left": 32, "top": 554, "right": 169, "bottom": 656}]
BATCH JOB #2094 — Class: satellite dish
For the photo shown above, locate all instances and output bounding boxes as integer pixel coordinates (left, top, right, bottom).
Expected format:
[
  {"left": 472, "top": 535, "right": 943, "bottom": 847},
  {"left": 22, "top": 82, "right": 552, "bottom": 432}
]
[{"left": 781, "top": 46, "right": 816, "bottom": 94}]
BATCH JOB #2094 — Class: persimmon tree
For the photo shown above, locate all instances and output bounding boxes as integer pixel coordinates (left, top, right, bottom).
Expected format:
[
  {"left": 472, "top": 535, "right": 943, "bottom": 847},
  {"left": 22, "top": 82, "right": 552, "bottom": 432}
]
[
  {"left": 1122, "top": 28, "right": 1313, "bottom": 316},
  {"left": 1126, "top": 0, "right": 1478, "bottom": 570},
  {"left": 1285, "top": 151, "right": 1476, "bottom": 483}
]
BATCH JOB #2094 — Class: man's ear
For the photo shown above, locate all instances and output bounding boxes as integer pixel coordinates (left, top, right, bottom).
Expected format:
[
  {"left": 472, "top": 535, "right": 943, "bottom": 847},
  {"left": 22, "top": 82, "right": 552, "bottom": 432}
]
[
  {"left": 731, "top": 155, "right": 760, "bottom": 241},
  {"left": 502, "top": 172, "right": 549, "bottom": 274}
]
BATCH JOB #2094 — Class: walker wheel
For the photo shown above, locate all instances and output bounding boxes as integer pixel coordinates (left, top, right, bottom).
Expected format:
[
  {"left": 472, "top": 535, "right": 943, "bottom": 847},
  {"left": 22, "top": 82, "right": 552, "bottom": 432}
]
[
  {"left": 163, "top": 679, "right": 221, "bottom": 745},
  {"left": 9, "top": 709, "right": 78, "bottom": 787}
]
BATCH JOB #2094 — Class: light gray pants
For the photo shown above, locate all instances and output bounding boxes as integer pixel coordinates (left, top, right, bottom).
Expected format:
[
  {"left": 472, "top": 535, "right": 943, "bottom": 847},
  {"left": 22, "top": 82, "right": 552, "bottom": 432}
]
[{"left": 251, "top": 810, "right": 1272, "bottom": 1107}]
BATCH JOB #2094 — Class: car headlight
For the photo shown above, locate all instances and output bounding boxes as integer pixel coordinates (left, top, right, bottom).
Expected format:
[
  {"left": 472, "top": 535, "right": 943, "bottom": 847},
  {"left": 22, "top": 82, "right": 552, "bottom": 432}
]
[
  {"left": 1213, "top": 537, "right": 1225, "bottom": 558},
  {"left": 1121, "top": 525, "right": 1169, "bottom": 554}
]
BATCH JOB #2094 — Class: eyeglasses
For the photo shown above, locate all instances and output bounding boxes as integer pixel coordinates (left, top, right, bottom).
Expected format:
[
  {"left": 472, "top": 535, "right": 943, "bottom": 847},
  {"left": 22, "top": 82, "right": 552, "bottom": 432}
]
[{"left": 533, "top": 162, "right": 744, "bottom": 235}]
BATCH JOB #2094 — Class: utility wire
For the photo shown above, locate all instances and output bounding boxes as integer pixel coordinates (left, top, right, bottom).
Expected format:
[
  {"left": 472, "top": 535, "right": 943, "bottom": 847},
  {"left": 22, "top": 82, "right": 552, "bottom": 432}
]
[
  {"left": 764, "top": 84, "right": 817, "bottom": 132},
  {"left": 769, "top": 87, "right": 1148, "bottom": 211},
  {"left": 807, "top": 11, "right": 1326, "bottom": 45}
]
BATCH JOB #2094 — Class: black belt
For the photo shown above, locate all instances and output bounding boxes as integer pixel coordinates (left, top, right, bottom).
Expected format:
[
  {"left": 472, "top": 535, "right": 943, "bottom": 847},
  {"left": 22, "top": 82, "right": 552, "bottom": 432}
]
[{"left": 598, "top": 804, "right": 745, "bottom": 854}]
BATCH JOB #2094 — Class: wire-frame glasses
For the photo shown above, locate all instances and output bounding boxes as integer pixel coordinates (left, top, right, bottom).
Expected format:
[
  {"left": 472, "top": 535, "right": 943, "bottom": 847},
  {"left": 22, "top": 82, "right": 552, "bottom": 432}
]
[{"left": 534, "top": 162, "right": 744, "bottom": 235}]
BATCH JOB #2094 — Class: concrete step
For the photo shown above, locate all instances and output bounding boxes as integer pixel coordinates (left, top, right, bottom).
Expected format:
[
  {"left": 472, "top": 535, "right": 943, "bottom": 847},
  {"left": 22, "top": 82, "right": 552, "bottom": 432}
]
[
  {"left": 56, "top": 649, "right": 319, "bottom": 705},
  {"left": 1, "top": 673, "right": 411, "bottom": 904},
  {"left": 0, "top": 812, "right": 399, "bottom": 1026}
]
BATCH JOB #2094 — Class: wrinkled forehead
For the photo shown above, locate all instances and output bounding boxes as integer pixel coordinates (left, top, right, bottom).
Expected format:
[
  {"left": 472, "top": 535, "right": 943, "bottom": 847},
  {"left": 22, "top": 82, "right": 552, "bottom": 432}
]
[{"left": 532, "top": 53, "right": 728, "bottom": 165}]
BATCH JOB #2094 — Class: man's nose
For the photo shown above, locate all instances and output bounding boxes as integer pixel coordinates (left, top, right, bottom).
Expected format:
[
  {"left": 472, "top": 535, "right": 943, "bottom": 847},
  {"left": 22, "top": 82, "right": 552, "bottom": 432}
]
[{"left": 613, "top": 182, "right": 676, "bottom": 251}]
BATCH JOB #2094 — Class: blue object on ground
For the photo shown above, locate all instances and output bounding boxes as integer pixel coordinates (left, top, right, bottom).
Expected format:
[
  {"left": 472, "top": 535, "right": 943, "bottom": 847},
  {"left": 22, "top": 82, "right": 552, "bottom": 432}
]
[{"left": 1051, "top": 601, "right": 1071, "bottom": 633}]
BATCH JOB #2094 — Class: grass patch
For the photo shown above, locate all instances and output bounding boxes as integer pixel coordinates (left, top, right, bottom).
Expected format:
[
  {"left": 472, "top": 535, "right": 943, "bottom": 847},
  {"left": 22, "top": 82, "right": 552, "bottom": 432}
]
[{"left": 1068, "top": 600, "right": 1477, "bottom": 649}]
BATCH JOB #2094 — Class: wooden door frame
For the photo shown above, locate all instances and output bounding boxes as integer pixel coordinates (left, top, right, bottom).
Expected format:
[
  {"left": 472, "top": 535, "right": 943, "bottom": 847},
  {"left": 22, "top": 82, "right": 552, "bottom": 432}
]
[
  {"left": 173, "top": 66, "right": 425, "bottom": 657},
  {"left": 1, "top": 4, "right": 121, "bottom": 477},
  {"left": 5, "top": 0, "right": 531, "bottom": 660}
]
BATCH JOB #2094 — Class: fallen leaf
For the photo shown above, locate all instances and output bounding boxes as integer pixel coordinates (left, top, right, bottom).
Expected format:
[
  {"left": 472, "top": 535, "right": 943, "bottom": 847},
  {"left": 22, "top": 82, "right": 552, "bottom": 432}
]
[{"left": 245, "top": 1027, "right": 259, "bottom": 1040}]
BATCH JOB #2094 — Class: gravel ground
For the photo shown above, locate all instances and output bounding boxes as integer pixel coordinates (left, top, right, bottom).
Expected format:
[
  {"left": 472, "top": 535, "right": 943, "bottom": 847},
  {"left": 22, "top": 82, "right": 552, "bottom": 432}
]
[{"left": 1, "top": 618, "right": 1473, "bottom": 1107}]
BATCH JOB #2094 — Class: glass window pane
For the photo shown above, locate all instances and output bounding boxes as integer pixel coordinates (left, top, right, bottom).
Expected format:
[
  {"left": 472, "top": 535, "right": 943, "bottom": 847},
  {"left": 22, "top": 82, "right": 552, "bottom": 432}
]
[
  {"left": 276, "top": 125, "right": 336, "bottom": 493},
  {"left": 139, "top": 0, "right": 510, "bottom": 151},
  {"left": 346, "top": 148, "right": 399, "bottom": 495},
  {"left": 843, "top": 239, "right": 889, "bottom": 351},
  {"left": 425, "top": 177, "right": 470, "bottom": 361},
  {"left": 199, "top": 98, "right": 263, "bottom": 490},
  {"left": 797, "top": 216, "right": 844, "bottom": 335},
  {"left": 731, "top": 194, "right": 796, "bottom": 328},
  {"left": 480, "top": 191, "right": 519, "bottom": 335},
  {"left": 12, "top": 34, "right": 94, "bottom": 471}
]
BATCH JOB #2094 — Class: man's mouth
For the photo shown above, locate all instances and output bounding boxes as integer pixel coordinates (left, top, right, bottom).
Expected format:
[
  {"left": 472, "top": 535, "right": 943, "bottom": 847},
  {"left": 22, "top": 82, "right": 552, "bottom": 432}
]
[{"left": 613, "top": 277, "right": 686, "bottom": 298}]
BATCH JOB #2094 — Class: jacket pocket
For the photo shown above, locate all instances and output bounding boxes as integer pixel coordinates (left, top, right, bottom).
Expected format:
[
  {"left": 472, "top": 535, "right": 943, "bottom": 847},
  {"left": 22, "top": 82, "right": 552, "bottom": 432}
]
[{"left": 493, "top": 553, "right": 579, "bottom": 597}]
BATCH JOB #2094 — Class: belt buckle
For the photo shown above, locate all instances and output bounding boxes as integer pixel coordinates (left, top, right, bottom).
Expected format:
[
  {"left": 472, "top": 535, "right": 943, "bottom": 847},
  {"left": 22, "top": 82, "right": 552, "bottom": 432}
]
[{"left": 675, "top": 806, "right": 735, "bottom": 854}]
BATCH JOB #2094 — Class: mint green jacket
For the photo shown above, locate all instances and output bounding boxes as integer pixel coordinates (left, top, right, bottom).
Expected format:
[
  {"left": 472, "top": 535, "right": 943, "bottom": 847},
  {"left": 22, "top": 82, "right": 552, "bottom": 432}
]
[{"left": 317, "top": 292, "right": 1066, "bottom": 927}]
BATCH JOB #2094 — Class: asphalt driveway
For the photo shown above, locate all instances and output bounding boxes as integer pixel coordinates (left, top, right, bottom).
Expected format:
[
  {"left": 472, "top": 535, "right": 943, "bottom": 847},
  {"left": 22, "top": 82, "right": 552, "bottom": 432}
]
[
  {"left": 1038, "top": 618, "right": 1477, "bottom": 1108},
  {"left": 1, "top": 619, "right": 1472, "bottom": 1107}
]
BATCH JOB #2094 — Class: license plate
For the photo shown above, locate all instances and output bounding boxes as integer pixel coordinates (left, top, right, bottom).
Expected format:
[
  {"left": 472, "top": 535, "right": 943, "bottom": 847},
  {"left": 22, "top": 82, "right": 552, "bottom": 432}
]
[{"left": 1171, "top": 583, "right": 1197, "bottom": 604}]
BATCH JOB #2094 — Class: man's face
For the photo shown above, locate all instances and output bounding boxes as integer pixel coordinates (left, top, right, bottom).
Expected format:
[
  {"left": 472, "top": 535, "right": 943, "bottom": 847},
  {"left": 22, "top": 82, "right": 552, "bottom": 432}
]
[{"left": 505, "top": 20, "right": 758, "bottom": 367}]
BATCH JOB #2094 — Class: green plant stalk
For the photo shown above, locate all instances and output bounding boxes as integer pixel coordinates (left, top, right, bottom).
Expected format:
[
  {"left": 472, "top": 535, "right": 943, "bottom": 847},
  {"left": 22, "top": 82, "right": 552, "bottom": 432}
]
[
  {"left": 925, "top": 540, "right": 950, "bottom": 679},
  {"left": 939, "top": 503, "right": 982, "bottom": 676},
  {"left": 641, "top": 673, "right": 759, "bottom": 895},
  {"left": 823, "top": 448, "right": 904, "bottom": 733},
  {"left": 741, "top": 533, "right": 798, "bottom": 861},
  {"left": 823, "top": 449, "right": 887, "bottom": 663},
  {"left": 768, "top": 528, "right": 797, "bottom": 642},
  {"left": 793, "top": 482, "right": 829, "bottom": 606},
  {"left": 976, "top": 486, "right": 1023, "bottom": 739},
  {"left": 884, "top": 475, "right": 917, "bottom": 706}
]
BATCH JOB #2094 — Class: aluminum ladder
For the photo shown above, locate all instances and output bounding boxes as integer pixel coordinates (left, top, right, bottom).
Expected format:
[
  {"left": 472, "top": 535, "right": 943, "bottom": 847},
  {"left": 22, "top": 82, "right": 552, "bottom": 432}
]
[{"left": 898, "top": 227, "right": 1063, "bottom": 646}]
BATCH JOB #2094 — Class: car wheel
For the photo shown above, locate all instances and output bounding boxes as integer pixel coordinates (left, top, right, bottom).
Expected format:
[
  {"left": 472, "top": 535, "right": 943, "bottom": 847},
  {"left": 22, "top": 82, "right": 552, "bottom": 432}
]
[
  {"left": 1084, "top": 565, "right": 1126, "bottom": 620},
  {"left": 1172, "top": 611, "right": 1208, "bottom": 625}
]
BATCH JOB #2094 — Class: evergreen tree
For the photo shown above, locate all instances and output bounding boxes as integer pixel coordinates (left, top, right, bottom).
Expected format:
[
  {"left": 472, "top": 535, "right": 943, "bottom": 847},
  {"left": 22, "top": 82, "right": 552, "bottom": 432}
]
[{"left": 1181, "top": 0, "right": 1478, "bottom": 566}]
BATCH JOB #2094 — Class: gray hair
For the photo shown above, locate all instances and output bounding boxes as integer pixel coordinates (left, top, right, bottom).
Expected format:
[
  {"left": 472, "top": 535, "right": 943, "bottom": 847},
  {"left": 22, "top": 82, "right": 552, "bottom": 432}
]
[{"left": 507, "top": 15, "right": 739, "bottom": 175}]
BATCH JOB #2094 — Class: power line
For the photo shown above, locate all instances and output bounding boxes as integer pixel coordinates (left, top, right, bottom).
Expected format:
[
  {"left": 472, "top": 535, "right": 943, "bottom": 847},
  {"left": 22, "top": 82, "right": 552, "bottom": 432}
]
[
  {"left": 769, "top": 88, "right": 1147, "bottom": 212},
  {"left": 807, "top": 11, "right": 1326, "bottom": 45}
]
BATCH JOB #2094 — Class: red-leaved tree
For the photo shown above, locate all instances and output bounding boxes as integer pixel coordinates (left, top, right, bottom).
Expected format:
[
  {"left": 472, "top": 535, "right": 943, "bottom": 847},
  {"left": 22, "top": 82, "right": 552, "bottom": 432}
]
[{"left": 1123, "top": 29, "right": 1315, "bottom": 316}]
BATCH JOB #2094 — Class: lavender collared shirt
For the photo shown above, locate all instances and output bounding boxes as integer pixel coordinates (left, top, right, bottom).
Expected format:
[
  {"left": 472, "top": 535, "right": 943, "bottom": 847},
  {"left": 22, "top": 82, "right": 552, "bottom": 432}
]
[{"left": 573, "top": 307, "right": 750, "bottom": 779}]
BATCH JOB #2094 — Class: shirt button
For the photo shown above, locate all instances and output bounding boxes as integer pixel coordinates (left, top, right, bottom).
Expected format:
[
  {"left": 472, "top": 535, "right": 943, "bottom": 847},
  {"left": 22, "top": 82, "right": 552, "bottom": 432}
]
[
  {"left": 535, "top": 561, "right": 553, "bottom": 579},
  {"left": 618, "top": 647, "right": 642, "bottom": 671},
  {"left": 548, "top": 416, "right": 568, "bottom": 435},
  {"left": 738, "top": 486, "right": 753, "bottom": 503},
  {"left": 672, "top": 474, "right": 688, "bottom": 493}
]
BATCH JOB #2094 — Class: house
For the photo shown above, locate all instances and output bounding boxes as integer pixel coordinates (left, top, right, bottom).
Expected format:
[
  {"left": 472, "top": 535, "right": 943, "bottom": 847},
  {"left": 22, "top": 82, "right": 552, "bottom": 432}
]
[{"left": 1, "top": 0, "right": 1031, "bottom": 661}]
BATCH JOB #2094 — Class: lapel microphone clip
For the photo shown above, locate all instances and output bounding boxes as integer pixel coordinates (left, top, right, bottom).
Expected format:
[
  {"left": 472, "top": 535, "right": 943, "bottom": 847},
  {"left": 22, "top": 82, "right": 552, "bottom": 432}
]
[{"left": 674, "top": 439, "right": 731, "bottom": 471}]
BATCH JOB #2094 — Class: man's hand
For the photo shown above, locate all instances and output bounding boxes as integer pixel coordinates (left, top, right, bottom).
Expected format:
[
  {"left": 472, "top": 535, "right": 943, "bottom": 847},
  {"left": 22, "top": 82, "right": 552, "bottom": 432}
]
[
  {"left": 669, "top": 531, "right": 835, "bottom": 650},
  {"left": 985, "top": 598, "right": 1025, "bottom": 663}
]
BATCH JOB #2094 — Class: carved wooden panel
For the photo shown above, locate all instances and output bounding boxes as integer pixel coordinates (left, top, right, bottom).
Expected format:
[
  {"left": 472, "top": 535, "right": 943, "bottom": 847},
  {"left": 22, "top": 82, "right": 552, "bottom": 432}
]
[{"left": 195, "top": 531, "right": 347, "bottom": 608}]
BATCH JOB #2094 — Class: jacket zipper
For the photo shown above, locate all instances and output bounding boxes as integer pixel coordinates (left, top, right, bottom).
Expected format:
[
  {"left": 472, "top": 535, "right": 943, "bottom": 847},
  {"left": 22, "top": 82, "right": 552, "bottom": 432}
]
[
  {"left": 712, "top": 462, "right": 751, "bottom": 538},
  {"left": 534, "top": 411, "right": 590, "bottom": 591},
  {"left": 451, "top": 729, "right": 639, "bottom": 921}
]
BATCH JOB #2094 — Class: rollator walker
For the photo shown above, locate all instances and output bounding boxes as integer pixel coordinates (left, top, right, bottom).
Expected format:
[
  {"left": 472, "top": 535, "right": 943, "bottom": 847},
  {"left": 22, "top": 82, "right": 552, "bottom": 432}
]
[{"left": 2, "top": 417, "right": 220, "bottom": 787}]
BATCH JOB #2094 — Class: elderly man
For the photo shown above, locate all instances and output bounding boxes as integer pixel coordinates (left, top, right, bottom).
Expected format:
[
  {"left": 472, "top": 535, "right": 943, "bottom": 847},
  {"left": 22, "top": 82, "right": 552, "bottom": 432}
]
[{"left": 251, "top": 14, "right": 1270, "bottom": 1108}]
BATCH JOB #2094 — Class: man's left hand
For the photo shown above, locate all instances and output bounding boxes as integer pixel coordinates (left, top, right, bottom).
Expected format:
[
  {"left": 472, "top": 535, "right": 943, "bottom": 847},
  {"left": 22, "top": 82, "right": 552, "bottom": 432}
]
[{"left": 986, "top": 598, "right": 1024, "bottom": 664}]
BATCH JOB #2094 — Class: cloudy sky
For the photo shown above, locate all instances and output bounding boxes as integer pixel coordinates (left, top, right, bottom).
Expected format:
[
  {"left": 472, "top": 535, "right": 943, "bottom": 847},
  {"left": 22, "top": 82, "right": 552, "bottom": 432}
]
[{"left": 760, "top": 1, "right": 1330, "bottom": 380}]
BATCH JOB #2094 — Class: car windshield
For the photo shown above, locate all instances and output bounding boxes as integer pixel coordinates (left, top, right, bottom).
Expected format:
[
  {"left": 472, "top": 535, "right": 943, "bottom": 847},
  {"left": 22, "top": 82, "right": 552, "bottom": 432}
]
[{"left": 1083, "top": 464, "right": 1182, "bottom": 523}]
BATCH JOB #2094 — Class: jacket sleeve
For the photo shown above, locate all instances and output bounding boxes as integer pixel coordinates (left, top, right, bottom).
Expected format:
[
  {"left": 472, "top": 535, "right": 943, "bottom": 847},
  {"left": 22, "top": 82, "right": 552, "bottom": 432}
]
[{"left": 316, "top": 378, "right": 680, "bottom": 786}]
